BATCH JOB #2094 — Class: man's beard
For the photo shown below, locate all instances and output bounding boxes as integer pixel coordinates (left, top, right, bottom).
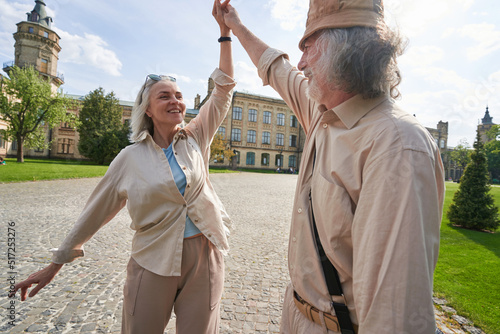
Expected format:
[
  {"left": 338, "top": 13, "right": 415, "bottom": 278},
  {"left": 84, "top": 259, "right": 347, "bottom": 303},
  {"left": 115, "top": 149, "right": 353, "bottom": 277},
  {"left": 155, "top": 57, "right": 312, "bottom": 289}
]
[{"left": 305, "top": 69, "right": 324, "bottom": 104}]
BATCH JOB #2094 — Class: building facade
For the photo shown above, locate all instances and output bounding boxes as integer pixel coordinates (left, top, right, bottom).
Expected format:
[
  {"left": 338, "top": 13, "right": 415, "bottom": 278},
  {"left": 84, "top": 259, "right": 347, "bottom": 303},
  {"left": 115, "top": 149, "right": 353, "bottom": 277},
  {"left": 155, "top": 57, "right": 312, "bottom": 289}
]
[
  {"left": 478, "top": 106, "right": 495, "bottom": 143},
  {"left": 1, "top": 0, "right": 453, "bottom": 176}
]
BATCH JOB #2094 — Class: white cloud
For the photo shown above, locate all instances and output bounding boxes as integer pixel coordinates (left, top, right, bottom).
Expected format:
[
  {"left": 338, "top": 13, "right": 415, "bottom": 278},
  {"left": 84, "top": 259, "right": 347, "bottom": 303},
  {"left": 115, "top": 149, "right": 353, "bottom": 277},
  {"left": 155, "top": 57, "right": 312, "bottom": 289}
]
[
  {"left": 385, "top": 0, "right": 476, "bottom": 36},
  {"left": 400, "top": 45, "right": 445, "bottom": 67},
  {"left": 411, "top": 67, "right": 472, "bottom": 92},
  {"left": 268, "top": 0, "right": 308, "bottom": 31},
  {"left": 54, "top": 29, "right": 122, "bottom": 77},
  {"left": 459, "top": 23, "right": 500, "bottom": 60}
]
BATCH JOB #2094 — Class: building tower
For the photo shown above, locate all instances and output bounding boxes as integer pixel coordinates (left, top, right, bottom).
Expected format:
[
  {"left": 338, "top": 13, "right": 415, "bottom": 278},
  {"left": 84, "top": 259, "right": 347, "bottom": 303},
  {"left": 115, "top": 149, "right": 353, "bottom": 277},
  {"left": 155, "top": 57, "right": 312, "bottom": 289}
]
[
  {"left": 3, "top": 0, "right": 63, "bottom": 92},
  {"left": 478, "top": 106, "right": 495, "bottom": 143}
]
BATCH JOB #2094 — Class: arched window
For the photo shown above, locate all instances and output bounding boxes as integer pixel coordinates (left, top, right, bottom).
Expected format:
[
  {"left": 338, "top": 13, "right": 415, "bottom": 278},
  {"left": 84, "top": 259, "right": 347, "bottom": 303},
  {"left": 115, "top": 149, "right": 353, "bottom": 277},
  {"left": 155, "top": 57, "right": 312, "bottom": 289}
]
[
  {"left": 232, "top": 106, "right": 242, "bottom": 120},
  {"left": 247, "top": 130, "right": 256, "bottom": 143},
  {"left": 276, "top": 133, "right": 284, "bottom": 146},
  {"left": 248, "top": 109, "right": 257, "bottom": 122},
  {"left": 263, "top": 111, "right": 272, "bottom": 124},
  {"left": 262, "top": 131, "right": 271, "bottom": 144},
  {"left": 231, "top": 128, "right": 241, "bottom": 141},
  {"left": 261, "top": 153, "right": 270, "bottom": 166},
  {"left": 246, "top": 152, "right": 255, "bottom": 165},
  {"left": 277, "top": 113, "right": 285, "bottom": 126}
]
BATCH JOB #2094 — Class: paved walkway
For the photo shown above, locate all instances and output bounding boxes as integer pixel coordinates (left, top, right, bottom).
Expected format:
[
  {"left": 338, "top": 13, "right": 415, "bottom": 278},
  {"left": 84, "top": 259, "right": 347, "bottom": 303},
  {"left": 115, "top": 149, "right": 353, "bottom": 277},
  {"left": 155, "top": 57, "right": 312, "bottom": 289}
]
[{"left": 0, "top": 173, "right": 482, "bottom": 333}]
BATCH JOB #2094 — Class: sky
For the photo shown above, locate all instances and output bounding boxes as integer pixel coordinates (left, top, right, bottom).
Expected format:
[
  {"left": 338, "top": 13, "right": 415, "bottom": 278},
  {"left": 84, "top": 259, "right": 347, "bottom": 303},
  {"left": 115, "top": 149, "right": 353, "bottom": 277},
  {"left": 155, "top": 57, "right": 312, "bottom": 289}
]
[{"left": 1, "top": 0, "right": 499, "bottom": 147}]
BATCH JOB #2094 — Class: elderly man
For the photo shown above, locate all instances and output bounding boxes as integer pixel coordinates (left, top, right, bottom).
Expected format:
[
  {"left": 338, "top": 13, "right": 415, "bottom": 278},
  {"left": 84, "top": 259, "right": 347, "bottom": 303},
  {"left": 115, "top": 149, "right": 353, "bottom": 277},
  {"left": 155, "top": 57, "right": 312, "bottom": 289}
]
[{"left": 222, "top": 1, "right": 445, "bottom": 333}]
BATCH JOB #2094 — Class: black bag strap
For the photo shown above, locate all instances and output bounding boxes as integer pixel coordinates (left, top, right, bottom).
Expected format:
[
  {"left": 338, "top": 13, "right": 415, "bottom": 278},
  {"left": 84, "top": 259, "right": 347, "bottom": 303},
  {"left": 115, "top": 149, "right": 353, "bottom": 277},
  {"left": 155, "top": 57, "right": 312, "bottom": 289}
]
[
  {"left": 309, "top": 191, "right": 356, "bottom": 334},
  {"left": 310, "top": 147, "right": 355, "bottom": 334}
]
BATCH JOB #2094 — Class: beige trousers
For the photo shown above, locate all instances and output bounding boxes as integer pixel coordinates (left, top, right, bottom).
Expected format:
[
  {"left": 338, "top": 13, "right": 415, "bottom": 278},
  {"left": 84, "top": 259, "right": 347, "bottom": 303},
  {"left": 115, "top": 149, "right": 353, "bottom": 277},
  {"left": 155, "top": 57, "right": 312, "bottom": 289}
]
[{"left": 121, "top": 235, "right": 224, "bottom": 334}]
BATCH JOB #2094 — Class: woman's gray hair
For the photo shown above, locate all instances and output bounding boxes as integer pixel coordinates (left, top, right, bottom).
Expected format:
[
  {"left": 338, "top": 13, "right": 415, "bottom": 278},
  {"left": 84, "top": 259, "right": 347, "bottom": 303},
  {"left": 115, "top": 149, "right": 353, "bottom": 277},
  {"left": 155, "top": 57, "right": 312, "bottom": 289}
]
[
  {"left": 314, "top": 22, "right": 407, "bottom": 99},
  {"left": 130, "top": 77, "right": 185, "bottom": 142}
]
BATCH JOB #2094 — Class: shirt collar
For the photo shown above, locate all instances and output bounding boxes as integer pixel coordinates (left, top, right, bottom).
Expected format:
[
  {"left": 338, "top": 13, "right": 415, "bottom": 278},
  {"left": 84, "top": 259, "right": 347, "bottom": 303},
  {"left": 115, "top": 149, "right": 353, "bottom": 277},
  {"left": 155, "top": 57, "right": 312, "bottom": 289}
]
[{"left": 323, "top": 94, "right": 389, "bottom": 130}]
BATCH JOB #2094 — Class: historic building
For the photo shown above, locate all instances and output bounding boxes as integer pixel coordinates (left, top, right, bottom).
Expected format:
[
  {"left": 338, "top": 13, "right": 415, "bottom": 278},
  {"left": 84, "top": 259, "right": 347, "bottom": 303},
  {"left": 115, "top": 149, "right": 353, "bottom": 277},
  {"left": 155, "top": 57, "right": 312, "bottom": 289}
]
[
  {"left": 478, "top": 106, "right": 495, "bottom": 143},
  {"left": 1, "top": 0, "right": 452, "bottom": 175},
  {"left": 186, "top": 80, "right": 305, "bottom": 170},
  {"left": 1, "top": 0, "right": 64, "bottom": 158}
]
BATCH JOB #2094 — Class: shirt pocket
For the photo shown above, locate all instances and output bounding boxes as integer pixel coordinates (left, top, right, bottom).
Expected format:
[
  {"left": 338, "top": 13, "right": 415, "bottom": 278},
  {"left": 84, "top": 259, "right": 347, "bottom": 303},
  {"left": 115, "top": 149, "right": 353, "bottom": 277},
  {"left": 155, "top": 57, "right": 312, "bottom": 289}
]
[{"left": 310, "top": 173, "right": 354, "bottom": 251}]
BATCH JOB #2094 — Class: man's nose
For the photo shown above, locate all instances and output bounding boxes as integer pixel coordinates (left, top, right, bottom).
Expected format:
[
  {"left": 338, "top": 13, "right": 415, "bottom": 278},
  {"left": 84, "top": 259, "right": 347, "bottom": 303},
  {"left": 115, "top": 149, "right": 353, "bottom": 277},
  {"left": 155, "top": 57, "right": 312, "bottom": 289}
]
[{"left": 297, "top": 55, "right": 306, "bottom": 71}]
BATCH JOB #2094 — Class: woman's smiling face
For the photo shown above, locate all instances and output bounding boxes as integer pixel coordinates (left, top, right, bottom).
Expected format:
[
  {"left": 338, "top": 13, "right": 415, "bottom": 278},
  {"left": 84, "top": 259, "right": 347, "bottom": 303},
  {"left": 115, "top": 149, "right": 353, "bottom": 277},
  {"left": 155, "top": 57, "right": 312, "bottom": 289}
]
[{"left": 146, "top": 80, "right": 186, "bottom": 129}]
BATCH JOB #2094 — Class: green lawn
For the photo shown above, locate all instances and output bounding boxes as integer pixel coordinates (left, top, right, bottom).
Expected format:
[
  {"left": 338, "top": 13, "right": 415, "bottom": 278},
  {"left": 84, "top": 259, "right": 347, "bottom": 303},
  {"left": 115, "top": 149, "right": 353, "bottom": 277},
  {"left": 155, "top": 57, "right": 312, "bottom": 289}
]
[
  {"left": 434, "top": 182, "right": 500, "bottom": 334},
  {"left": 1, "top": 160, "right": 498, "bottom": 332},
  {"left": 0, "top": 158, "right": 109, "bottom": 182}
]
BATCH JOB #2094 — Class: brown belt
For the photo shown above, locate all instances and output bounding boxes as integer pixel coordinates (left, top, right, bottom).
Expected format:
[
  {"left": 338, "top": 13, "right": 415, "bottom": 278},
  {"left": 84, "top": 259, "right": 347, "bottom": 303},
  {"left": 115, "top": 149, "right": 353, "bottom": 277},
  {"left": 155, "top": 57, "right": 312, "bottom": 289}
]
[{"left": 293, "top": 291, "right": 358, "bottom": 333}]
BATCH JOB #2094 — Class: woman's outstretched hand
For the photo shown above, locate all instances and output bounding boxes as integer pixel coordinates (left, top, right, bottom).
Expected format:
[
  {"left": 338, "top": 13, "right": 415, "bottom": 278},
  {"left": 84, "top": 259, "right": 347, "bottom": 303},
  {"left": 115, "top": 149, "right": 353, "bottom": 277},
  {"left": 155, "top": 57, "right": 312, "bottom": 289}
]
[{"left": 9, "top": 263, "right": 63, "bottom": 301}]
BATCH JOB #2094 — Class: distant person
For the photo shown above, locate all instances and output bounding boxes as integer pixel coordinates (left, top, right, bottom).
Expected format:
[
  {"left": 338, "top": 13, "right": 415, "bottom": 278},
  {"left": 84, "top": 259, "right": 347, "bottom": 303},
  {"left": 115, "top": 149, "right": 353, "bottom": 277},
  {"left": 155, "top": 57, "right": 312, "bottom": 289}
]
[
  {"left": 221, "top": 0, "right": 445, "bottom": 333},
  {"left": 10, "top": 1, "right": 234, "bottom": 333},
  {"left": 0, "top": 157, "right": 5, "bottom": 165}
]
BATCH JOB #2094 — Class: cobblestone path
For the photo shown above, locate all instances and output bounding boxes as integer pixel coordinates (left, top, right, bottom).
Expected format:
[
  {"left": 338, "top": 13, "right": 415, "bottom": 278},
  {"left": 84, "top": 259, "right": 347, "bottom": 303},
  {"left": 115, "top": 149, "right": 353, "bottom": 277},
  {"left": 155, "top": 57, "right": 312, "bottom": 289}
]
[{"left": 0, "top": 173, "right": 480, "bottom": 333}]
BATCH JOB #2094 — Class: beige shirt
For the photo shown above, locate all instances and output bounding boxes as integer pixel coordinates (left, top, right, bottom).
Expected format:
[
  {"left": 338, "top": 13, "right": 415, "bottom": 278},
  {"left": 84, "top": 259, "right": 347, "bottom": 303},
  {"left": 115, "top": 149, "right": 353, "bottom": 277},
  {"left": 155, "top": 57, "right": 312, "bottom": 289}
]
[
  {"left": 51, "top": 68, "right": 236, "bottom": 277},
  {"left": 258, "top": 48, "right": 445, "bottom": 333}
]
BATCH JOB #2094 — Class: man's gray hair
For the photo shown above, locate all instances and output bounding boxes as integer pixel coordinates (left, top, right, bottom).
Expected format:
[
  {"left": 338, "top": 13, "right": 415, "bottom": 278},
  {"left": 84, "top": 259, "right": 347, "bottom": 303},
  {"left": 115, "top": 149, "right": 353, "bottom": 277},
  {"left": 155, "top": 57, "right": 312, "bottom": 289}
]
[{"left": 315, "top": 23, "right": 407, "bottom": 99}]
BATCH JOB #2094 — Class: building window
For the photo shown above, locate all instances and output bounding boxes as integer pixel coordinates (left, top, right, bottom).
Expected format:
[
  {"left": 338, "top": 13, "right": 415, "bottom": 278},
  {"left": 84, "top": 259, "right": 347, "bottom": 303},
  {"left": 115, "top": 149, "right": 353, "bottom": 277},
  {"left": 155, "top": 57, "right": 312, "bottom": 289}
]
[
  {"left": 275, "top": 154, "right": 283, "bottom": 167},
  {"left": 58, "top": 138, "right": 73, "bottom": 154},
  {"left": 262, "top": 131, "right": 270, "bottom": 144},
  {"left": 0, "top": 134, "right": 5, "bottom": 148},
  {"left": 232, "top": 106, "right": 242, "bottom": 120},
  {"left": 12, "top": 141, "right": 18, "bottom": 151},
  {"left": 41, "top": 59, "right": 48, "bottom": 73},
  {"left": 288, "top": 155, "right": 297, "bottom": 168},
  {"left": 35, "top": 147, "right": 44, "bottom": 153},
  {"left": 43, "top": 31, "right": 49, "bottom": 38},
  {"left": 276, "top": 133, "right": 284, "bottom": 146},
  {"left": 263, "top": 111, "right": 271, "bottom": 124},
  {"left": 28, "top": 27, "right": 34, "bottom": 34},
  {"left": 246, "top": 152, "right": 255, "bottom": 165},
  {"left": 289, "top": 135, "right": 297, "bottom": 147},
  {"left": 247, "top": 130, "right": 256, "bottom": 143},
  {"left": 231, "top": 128, "right": 241, "bottom": 142},
  {"left": 217, "top": 126, "right": 226, "bottom": 139},
  {"left": 290, "top": 115, "right": 298, "bottom": 127},
  {"left": 248, "top": 109, "right": 257, "bottom": 122},
  {"left": 277, "top": 113, "right": 285, "bottom": 126},
  {"left": 440, "top": 139, "right": 445, "bottom": 149},
  {"left": 261, "top": 153, "right": 270, "bottom": 166}
]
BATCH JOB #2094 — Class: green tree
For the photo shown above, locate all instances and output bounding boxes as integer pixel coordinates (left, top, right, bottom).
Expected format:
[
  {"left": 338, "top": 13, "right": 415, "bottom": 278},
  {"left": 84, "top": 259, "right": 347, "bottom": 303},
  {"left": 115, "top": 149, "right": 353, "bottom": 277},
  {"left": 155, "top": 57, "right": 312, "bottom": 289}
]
[
  {"left": 210, "top": 132, "right": 234, "bottom": 163},
  {"left": 77, "top": 87, "right": 130, "bottom": 165},
  {"left": 0, "top": 65, "right": 74, "bottom": 162},
  {"left": 447, "top": 129, "right": 499, "bottom": 232},
  {"left": 485, "top": 125, "right": 500, "bottom": 181},
  {"left": 450, "top": 138, "right": 471, "bottom": 180}
]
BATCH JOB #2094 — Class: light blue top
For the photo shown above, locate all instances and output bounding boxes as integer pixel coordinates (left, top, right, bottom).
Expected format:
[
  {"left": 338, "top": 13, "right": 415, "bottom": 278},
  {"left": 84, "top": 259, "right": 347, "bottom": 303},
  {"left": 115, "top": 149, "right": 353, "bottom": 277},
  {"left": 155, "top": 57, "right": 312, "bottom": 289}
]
[{"left": 163, "top": 145, "right": 202, "bottom": 238}]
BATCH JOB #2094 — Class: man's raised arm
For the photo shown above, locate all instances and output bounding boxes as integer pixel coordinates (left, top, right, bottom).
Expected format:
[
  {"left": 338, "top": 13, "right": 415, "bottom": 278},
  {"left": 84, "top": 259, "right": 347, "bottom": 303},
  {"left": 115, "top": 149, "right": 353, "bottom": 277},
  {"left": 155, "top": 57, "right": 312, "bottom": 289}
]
[{"left": 222, "top": 4, "right": 270, "bottom": 67}]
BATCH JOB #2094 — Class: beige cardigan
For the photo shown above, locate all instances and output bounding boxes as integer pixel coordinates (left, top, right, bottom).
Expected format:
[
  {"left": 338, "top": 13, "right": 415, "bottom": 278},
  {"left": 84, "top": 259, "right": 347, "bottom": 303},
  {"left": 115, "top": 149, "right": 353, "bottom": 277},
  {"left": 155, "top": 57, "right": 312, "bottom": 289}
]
[{"left": 51, "top": 68, "right": 236, "bottom": 276}]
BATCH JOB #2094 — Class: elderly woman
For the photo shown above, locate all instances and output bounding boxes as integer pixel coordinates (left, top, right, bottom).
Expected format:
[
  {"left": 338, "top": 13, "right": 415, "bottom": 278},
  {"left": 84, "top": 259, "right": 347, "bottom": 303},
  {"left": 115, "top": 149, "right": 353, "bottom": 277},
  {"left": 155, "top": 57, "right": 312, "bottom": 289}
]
[{"left": 10, "top": 1, "right": 234, "bottom": 333}]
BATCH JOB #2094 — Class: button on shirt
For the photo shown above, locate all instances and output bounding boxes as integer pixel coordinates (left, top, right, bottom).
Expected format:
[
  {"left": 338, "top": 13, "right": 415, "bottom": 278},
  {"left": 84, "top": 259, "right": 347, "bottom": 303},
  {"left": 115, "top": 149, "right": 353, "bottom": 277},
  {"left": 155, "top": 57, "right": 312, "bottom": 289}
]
[
  {"left": 258, "top": 48, "right": 445, "bottom": 333},
  {"left": 51, "top": 68, "right": 236, "bottom": 277}
]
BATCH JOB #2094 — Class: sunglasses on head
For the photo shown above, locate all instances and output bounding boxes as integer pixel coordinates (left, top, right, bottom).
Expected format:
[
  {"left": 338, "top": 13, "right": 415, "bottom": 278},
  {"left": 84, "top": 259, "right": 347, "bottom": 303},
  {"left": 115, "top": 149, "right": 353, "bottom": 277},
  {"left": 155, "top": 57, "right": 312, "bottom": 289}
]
[
  {"left": 147, "top": 74, "right": 176, "bottom": 82},
  {"left": 138, "top": 74, "right": 177, "bottom": 104}
]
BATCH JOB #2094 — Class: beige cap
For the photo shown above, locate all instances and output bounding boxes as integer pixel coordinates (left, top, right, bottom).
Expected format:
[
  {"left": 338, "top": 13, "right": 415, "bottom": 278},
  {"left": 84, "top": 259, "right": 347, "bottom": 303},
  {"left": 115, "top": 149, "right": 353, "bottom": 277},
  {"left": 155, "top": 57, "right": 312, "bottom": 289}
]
[{"left": 299, "top": 0, "right": 384, "bottom": 50}]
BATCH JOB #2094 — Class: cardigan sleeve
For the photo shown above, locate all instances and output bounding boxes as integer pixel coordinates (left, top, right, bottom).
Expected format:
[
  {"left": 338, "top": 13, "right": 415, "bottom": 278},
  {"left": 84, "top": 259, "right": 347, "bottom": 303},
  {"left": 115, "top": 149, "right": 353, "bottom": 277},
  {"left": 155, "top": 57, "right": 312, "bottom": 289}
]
[
  {"left": 51, "top": 152, "right": 128, "bottom": 264},
  {"left": 184, "top": 68, "right": 236, "bottom": 163}
]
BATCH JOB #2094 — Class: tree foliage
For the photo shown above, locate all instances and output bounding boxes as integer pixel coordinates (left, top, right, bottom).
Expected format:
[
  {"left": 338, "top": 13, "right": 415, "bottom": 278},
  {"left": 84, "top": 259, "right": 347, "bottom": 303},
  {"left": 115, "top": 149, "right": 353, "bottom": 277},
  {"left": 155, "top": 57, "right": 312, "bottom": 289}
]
[
  {"left": 451, "top": 139, "right": 471, "bottom": 170},
  {"left": 447, "top": 129, "right": 499, "bottom": 232},
  {"left": 210, "top": 132, "right": 234, "bottom": 163},
  {"left": 77, "top": 87, "right": 130, "bottom": 165},
  {"left": 485, "top": 125, "right": 500, "bottom": 181},
  {"left": 0, "top": 65, "right": 74, "bottom": 162}
]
